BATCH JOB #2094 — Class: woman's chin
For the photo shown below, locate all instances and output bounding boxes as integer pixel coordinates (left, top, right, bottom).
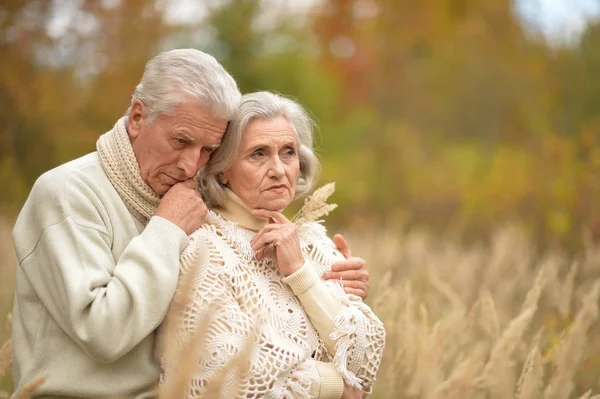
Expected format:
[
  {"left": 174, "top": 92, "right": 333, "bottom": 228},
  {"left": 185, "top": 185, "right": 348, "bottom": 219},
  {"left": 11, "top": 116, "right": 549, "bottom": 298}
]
[{"left": 260, "top": 200, "right": 290, "bottom": 213}]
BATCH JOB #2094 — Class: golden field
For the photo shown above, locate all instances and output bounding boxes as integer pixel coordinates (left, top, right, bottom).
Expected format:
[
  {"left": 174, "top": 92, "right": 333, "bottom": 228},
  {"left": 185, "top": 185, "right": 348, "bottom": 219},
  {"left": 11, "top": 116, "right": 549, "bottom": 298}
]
[{"left": 2, "top": 217, "right": 600, "bottom": 398}]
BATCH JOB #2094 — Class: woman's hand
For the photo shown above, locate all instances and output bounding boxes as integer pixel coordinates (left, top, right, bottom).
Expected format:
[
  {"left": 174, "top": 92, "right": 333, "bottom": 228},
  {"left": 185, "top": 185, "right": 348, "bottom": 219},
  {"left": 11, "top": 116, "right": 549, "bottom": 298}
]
[{"left": 251, "top": 209, "right": 304, "bottom": 276}]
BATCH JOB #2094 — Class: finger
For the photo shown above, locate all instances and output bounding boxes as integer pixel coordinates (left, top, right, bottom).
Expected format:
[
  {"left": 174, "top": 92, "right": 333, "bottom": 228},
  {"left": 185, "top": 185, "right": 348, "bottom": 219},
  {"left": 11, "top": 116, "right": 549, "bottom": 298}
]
[
  {"left": 251, "top": 224, "right": 282, "bottom": 245},
  {"left": 333, "top": 234, "right": 351, "bottom": 259},
  {"left": 255, "top": 245, "right": 266, "bottom": 260},
  {"left": 252, "top": 209, "right": 290, "bottom": 224},
  {"left": 323, "top": 269, "right": 368, "bottom": 282},
  {"left": 343, "top": 287, "right": 366, "bottom": 299},
  {"left": 330, "top": 257, "right": 365, "bottom": 272},
  {"left": 181, "top": 178, "right": 198, "bottom": 190},
  {"left": 251, "top": 230, "right": 281, "bottom": 251},
  {"left": 337, "top": 279, "right": 368, "bottom": 291}
]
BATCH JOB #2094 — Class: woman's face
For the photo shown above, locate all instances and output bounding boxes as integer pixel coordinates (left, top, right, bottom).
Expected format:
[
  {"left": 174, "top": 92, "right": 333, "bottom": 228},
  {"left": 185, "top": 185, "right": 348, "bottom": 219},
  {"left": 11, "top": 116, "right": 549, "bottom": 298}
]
[{"left": 221, "top": 116, "right": 300, "bottom": 212}]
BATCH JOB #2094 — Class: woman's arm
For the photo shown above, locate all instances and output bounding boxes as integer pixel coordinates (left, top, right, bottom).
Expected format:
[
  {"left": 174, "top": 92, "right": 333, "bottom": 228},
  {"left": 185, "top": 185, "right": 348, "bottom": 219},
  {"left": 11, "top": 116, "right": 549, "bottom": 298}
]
[
  {"left": 161, "top": 234, "right": 344, "bottom": 399},
  {"left": 283, "top": 223, "right": 386, "bottom": 396}
]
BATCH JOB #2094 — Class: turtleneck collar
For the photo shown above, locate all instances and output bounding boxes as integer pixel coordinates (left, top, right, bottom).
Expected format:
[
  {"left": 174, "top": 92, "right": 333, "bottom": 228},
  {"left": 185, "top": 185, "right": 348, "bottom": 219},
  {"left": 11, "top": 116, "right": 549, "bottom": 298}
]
[{"left": 215, "top": 189, "right": 270, "bottom": 232}]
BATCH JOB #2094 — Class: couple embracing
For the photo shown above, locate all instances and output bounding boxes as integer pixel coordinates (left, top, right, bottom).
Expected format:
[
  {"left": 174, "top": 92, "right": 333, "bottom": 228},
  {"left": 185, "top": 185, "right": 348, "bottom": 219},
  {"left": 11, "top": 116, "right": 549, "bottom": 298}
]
[{"left": 11, "top": 49, "right": 385, "bottom": 399}]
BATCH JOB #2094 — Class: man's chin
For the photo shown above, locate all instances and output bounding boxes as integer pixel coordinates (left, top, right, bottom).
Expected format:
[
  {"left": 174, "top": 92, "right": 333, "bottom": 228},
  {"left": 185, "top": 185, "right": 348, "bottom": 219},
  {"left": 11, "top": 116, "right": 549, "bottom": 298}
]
[{"left": 150, "top": 182, "right": 170, "bottom": 197}]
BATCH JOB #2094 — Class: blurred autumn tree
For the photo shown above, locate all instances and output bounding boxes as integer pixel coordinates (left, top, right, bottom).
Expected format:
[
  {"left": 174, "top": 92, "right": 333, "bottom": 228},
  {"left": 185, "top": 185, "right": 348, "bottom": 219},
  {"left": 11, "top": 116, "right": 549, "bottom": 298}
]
[
  {"left": 0, "top": 0, "right": 599, "bottom": 247},
  {"left": 311, "top": 0, "right": 600, "bottom": 246}
]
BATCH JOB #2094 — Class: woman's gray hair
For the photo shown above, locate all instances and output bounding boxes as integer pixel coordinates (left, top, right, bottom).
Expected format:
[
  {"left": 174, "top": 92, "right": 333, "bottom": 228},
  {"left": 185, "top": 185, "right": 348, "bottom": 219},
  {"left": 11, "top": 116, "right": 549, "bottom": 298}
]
[
  {"left": 125, "top": 49, "right": 241, "bottom": 123},
  {"left": 198, "top": 91, "right": 321, "bottom": 208}
]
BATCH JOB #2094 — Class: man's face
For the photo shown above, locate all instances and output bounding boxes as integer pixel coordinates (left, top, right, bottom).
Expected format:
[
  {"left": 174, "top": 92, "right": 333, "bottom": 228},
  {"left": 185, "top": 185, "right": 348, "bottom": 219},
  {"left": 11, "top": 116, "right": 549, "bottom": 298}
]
[{"left": 127, "top": 99, "right": 228, "bottom": 196}]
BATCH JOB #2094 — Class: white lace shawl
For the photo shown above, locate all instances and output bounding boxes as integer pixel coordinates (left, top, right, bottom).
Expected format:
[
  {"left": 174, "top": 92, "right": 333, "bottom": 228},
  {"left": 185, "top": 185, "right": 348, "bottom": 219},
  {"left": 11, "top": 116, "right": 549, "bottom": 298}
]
[{"left": 161, "top": 212, "right": 386, "bottom": 398}]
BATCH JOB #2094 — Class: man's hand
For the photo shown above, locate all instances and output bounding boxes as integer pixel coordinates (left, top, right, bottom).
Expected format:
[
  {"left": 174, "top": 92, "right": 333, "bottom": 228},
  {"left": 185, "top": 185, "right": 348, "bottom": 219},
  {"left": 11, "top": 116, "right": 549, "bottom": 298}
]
[
  {"left": 322, "top": 234, "right": 370, "bottom": 300},
  {"left": 155, "top": 179, "right": 207, "bottom": 235},
  {"left": 341, "top": 383, "right": 363, "bottom": 399}
]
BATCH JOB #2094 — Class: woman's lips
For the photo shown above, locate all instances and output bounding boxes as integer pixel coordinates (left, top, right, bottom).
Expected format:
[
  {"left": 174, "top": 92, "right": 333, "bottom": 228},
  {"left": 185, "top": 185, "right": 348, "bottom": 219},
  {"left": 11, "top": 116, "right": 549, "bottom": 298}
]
[{"left": 268, "top": 185, "right": 287, "bottom": 193}]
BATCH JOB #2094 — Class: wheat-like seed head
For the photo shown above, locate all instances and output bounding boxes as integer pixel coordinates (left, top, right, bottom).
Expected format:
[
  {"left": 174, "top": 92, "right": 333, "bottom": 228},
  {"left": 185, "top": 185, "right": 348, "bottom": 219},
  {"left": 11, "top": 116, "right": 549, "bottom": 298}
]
[
  {"left": 544, "top": 281, "right": 600, "bottom": 399},
  {"left": 292, "top": 183, "right": 337, "bottom": 224}
]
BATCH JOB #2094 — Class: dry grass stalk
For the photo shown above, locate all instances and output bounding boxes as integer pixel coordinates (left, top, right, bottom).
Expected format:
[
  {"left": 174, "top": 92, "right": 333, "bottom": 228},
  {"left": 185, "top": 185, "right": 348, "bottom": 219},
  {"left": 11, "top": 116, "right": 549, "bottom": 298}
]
[
  {"left": 544, "top": 281, "right": 600, "bottom": 399},
  {"left": 516, "top": 344, "right": 544, "bottom": 399},
  {"left": 158, "top": 255, "right": 214, "bottom": 399},
  {"left": 0, "top": 338, "right": 11, "bottom": 378},
  {"left": 292, "top": 183, "right": 337, "bottom": 224},
  {"left": 12, "top": 375, "right": 46, "bottom": 399},
  {"left": 0, "top": 314, "right": 12, "bottom": 377},
  {"left": 427, "top": 266, "right": 465, "bottom": 312},
  {"left": 158, "top": 307, "right": 214, "bottom": 399},
  {"left": 521, "top": 266, "right": 546, "bottom": 313},
  {"left": 476, "top": 307, "right": 537, "bottom": 397},
  {"left": 558, "top": 261, "right": 578, "bottom": 319},
  {"left": 479, "top": 289, "right": 501, "bottom": 341},
  {"left": 433, "top": 344, "right": 486, "bottom": 399}
]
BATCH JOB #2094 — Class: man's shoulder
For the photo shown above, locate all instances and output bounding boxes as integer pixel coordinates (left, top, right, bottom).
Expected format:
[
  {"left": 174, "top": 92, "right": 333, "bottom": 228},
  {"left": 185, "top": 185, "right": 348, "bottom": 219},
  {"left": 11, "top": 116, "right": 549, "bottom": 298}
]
[
  {"left": 31, "top": 152, "right": 110, "bottom": 198},
  {"left": 18, "top": 152, "right": 112, "bottom": 224},
  {"left": 37, "top": 152, "right": 104, "bottom": 185}
]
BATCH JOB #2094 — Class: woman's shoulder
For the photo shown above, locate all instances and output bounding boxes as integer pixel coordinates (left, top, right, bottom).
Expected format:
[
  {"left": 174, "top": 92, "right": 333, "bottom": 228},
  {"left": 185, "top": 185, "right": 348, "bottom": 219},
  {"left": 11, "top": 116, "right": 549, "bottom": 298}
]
[
  {"left": 182, "top": 211, "right": 255, "bottom": 263},
  {"left": 179, "top": 211, "right": 238, "bottom": 267}
]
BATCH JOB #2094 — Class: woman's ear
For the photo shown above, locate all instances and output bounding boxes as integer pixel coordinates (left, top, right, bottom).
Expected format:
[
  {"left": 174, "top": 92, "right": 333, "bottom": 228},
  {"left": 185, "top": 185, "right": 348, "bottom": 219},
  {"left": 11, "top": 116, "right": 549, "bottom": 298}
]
[{"left": 219, "top": 172, "right": 229, "bottom": 185}]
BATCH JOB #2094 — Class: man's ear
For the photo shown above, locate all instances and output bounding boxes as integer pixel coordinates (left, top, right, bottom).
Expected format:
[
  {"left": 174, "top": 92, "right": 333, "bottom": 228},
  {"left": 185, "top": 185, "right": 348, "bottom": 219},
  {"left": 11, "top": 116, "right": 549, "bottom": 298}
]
[{"left": 127, "top": 100, "right": 145, "bottom": 140}]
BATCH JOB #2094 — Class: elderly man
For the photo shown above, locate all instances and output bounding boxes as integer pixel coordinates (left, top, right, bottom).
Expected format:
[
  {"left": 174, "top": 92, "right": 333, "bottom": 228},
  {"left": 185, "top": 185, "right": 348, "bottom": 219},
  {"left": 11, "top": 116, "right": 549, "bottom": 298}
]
[{"left": 11, "top": 49, "right": 369, "bottom": 398}]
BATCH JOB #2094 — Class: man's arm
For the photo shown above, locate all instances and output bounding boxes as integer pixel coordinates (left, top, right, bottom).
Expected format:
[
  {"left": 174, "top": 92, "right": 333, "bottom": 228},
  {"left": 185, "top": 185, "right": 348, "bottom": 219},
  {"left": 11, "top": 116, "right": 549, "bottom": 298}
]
[
  {"left": 322, "top": 234, "right": 370, "bottom": 300},
  {"left": 15, "top": 175, "right": 203, "bottom": 363}
]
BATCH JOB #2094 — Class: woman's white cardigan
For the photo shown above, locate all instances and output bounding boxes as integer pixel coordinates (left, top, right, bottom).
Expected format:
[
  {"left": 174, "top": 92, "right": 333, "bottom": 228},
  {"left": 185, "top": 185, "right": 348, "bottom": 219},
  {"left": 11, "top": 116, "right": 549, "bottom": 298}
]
[{"left": 161, "top": 210, "right": 385, "bottom": 398}]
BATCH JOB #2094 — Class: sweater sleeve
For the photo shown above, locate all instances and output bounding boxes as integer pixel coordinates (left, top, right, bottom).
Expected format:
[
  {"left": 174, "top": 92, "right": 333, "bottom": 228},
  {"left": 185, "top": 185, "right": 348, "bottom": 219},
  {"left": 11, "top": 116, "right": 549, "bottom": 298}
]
[
  {"left": 15, "top": 172, "right": 187, "bottom": 363},
  {"left": 282, "top": 224, "right": 386, "bottom": 396},
  {"left": 162, "top": 235, "right": 343, "bottom": 399}
]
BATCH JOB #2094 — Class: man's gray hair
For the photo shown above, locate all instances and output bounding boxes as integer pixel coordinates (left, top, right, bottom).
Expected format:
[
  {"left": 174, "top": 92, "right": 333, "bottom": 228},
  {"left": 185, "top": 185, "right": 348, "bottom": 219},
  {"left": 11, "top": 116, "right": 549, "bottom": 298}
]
[
  {"left": 198, "top": 91, "right": 321, "bottom": 208},
  {"left": 126, "top": 49, "right": 241, "bottom": 123}
]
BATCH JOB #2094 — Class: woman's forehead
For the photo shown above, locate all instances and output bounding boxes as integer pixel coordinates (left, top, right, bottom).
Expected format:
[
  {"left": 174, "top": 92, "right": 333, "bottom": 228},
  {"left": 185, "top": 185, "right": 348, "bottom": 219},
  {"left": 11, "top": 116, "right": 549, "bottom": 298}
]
[{"left": 242, "top": 117, "right": 297, "bottom": 146}]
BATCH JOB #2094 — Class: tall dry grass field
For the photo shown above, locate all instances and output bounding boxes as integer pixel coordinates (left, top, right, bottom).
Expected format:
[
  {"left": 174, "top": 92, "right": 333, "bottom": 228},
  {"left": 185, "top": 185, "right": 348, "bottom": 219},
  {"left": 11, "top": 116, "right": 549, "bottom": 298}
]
[{"left": 2, "top": 219, "right": 600, "bottom": 398}]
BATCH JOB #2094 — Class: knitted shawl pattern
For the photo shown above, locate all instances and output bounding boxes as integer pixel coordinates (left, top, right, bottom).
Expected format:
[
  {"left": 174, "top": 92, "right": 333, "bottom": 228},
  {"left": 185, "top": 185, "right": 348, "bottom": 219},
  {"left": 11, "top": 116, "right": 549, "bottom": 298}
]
[
  {"left": 96, "top": 117, "right": 161, "bottom": 225},
  {"left": 163, "top": 212, "right": 386, "bottom": 398}
]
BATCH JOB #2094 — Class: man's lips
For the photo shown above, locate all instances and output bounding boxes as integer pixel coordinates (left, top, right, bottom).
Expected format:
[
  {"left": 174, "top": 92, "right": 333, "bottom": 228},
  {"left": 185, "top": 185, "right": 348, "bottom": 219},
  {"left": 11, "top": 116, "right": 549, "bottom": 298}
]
[{"left": 163, "top": 174, "right": 184, "bottom": 184}]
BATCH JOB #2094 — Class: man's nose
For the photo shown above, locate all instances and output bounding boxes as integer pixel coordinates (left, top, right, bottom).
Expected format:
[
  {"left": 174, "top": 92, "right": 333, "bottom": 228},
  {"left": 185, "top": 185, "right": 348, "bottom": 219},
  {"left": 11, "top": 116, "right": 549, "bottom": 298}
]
[{"left": 177, "top": 148, "right": 201, "bottom": 178}]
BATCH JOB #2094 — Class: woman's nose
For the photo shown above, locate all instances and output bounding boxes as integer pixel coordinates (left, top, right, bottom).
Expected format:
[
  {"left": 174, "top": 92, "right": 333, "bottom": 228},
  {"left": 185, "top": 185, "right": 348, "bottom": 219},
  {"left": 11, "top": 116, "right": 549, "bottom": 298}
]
[{"left": 267, "top": 156, "right": 285, "bottom": 178}]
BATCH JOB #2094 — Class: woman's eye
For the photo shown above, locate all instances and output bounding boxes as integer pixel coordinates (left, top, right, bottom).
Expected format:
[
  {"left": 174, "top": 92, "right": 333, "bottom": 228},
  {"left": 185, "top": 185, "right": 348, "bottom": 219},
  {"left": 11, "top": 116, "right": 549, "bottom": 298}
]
[{"left": 251, "top": 151, "right": 264, "bottom": 158}]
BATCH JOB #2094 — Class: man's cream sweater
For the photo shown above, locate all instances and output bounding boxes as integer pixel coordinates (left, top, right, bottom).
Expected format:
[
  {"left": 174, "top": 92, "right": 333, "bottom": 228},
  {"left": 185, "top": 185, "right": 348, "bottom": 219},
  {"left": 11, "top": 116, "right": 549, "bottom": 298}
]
[{"left": 11, "top": 152, "right": 188, "bottom": 398}]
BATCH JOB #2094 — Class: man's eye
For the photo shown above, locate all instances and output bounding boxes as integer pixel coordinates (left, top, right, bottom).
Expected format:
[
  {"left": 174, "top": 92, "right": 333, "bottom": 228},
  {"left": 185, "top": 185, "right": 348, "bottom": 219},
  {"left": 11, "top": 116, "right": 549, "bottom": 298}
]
[{"left": 203, "top": 147, "right": 214, "bottom": 154}]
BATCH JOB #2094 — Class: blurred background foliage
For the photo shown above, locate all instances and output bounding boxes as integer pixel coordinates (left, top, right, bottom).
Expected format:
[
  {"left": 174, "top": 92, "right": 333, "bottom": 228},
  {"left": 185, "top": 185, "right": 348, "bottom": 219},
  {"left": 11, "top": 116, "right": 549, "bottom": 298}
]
[{"left": 1, "top": 0, "right": 600, "bottom": 249}]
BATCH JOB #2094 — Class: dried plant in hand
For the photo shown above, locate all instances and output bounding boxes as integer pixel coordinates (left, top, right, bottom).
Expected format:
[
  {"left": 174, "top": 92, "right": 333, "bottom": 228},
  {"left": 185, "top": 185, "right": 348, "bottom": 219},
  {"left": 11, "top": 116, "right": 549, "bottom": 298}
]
[{"left": 292, "top": 183, "right": 337, "bottom": 225}]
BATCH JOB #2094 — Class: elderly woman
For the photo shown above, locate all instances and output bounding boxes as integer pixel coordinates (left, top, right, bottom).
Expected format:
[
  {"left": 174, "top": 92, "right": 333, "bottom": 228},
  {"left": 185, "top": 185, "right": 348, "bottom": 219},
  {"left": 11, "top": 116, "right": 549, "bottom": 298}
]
[{"left": 162, "top": 92, "right": 385, "bottom": 398}]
